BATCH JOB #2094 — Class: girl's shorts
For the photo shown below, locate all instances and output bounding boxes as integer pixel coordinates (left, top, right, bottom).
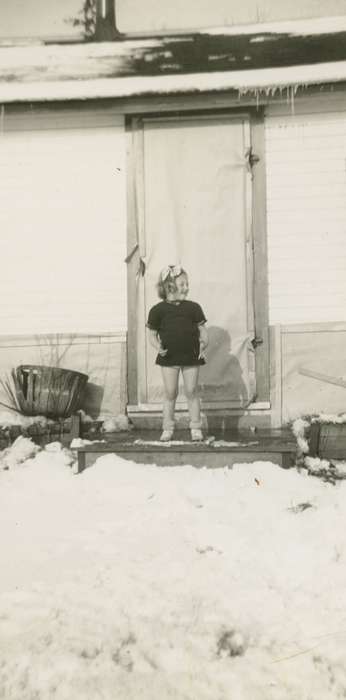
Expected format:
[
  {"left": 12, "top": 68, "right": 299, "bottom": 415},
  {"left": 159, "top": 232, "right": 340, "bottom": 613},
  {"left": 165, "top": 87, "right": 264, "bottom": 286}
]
[{"left": 161, "top": 365, "right": 201, "bottom": 370}]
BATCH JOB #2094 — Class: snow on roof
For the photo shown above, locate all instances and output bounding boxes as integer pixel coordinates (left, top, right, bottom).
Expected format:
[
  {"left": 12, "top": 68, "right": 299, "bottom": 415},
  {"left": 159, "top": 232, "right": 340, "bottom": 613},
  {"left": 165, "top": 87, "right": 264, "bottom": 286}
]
[
  {"left": 1, "top": 15, "right": 346, "bottom": 104},
  {"left": 1, "top": 60, "right": 346, "bottom": 104},
  {"left": 203, "top": 14, "right": 346, "bottom": 37}
]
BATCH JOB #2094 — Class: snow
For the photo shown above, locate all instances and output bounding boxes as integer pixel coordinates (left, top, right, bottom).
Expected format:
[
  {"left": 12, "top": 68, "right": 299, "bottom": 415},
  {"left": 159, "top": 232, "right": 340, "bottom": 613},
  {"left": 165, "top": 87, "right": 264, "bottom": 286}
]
[
  {"left": 133, "top": 438, "right": 260, "bottom": 447},
  {"left": 2, "top": 59, "right": 346, "bottom": 104},
  {"left": 1, "top": 440, "right": 346, "bottom": 698},
  {"left": 0, "top": 435, "right": 41, "bottom": 470},
  {"left": 313, "top": 413, "right": 346, "bottom": 425},
  {"left": 0, "top": 409, "right": 49, "bottom": 428},
  {"left": 70, "top": 437, "right": 106, "bottom": 448},
  {"left": 204, "top": 15, "right": 346, "bottom": 37},
  {"left": 292, "top": 418, "right": 310, "bottom": 456},
  {"left": 100, "top": 414, "right": 132, "bottom": 432},
  {"left": 0, "top": 409, "right": 130, "bottom": 431}
]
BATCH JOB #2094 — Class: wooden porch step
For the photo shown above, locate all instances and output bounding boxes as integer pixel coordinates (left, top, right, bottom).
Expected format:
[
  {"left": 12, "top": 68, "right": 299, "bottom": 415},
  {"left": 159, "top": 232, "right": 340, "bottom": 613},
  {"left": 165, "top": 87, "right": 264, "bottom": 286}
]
[{"left": 76, "top": 430, "right": 296, "bottom": 473}]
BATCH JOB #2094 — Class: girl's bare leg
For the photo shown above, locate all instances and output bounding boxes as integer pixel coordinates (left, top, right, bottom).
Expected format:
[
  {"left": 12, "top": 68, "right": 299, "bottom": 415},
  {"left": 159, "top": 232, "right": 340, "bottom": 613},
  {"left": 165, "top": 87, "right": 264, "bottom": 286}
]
[
  {"left": 182, "top": 366, "right": 202, "bottom": 430},
  {"left": 160, "top": 367, "right": 180, "bottom": 431}
]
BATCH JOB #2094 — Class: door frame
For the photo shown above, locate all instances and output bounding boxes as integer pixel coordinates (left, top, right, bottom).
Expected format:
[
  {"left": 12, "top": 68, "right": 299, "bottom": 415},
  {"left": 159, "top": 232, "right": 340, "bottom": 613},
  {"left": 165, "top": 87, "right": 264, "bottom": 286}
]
[{"left": 126, "top": 107, "right": 269, "bottom": 409}]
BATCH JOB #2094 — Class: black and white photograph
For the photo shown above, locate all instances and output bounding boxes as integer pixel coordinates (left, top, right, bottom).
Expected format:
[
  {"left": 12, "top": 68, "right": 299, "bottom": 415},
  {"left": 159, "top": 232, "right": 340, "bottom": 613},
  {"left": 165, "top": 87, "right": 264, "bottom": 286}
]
[{"left": 1, "top": 1, "right": 346, "bottom": 697}]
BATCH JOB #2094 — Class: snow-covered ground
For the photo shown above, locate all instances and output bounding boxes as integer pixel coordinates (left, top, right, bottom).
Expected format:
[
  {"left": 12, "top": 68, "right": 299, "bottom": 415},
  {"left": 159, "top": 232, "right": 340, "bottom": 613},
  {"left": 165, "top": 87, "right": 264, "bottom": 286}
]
[{"left": 1, "top": 439, "right": 346, "bottom": 699}]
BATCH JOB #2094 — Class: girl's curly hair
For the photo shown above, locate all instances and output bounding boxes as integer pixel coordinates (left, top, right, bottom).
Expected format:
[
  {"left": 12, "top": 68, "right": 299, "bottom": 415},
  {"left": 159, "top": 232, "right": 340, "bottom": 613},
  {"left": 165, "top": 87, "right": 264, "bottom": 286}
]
[{"left": 157, "top": 267, "right": 187, "bottom": 300}]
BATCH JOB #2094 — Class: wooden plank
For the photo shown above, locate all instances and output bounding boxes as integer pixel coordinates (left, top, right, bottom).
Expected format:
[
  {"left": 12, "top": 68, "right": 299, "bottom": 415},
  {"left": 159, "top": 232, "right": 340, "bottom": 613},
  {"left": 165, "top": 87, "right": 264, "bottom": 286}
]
[
  {"left": 1, "top": 95, "right": 269, "bottom": 120},
  {"left": 69, "top": 413, "right": 81, "bottom": 441},
  {"left": 267, "top": 92, "right": 346, "bottom": 117},
  {"left": 243, "top": 117, "right": 255, "bottom": 346},
  {"left": 126, "top": 118, "right": 140, "bottom": 406},
  {"left": 77, "top": 449, "right": 290, "bottom": 471},
  {"left": 308, "top": 422, "right": 321, "bottom": 458},
  {"left": 319, "top": 425, "right": 346, "bottom": 459},
  {"left": 282, "top": 322, "right": 346, "bottom": 334},
  {"left": 320, "top": 447, "right": 346, "bottom": 459},
  {"left": 83, "top": 84, "right": 346, "bottom": 115},
  {"left": 3, "top": 104, "right": 124, "bottom": 131},
  {"left": 281, "top": 453, "right": 295, "bottom": 469},
  {"left": 251, "top": 109, "right": 270, "bottom": 403},
  {"left": 77, "top": 451, "right": 86, "bottom": 473},
  {"left": 77, "top": 439, "right": 295, "bottom": 454},
  {"left": 134, "top": 120, "right": 148, "bottom": 406},
  {"left": 119, "top": 339, "right": 127, "bottom": 414},
  {"left": 0, "top": 332, "right": 125, "bottom": 348},
  {"left": 269, "top": 325, "right": 282, "bottom": 428},
  {"left": 299, "top": 367, "right": 346, "bottom": 389},
  {"left": 26, "top": 368, "right": 35, "bottom": 409},
  {"left": 320, "top": 425, "right": 346, "bottom": 436},
  {"left": 2, "top": 84, "right": 346, "bottom": 117}
]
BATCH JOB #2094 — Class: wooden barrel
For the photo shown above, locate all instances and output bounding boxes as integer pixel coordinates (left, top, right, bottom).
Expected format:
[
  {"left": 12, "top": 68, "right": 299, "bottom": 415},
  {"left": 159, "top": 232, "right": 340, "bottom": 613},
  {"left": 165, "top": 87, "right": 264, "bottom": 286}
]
[
  {"left": 12, "top": 365, "right": 89, "bottom": 419},
  {"left": 313, "top": 423, "right": 346, "bottom": 460}
]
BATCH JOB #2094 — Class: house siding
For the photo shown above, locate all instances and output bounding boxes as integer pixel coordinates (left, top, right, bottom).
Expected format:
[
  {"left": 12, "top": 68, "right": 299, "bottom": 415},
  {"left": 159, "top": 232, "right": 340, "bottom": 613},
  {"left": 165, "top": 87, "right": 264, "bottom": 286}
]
[
  {"left": 265, "top": 103, "right": 346, "bottom": 325},
  {"left": 0, "top": 107, "right": 127, "bottom": 335}
]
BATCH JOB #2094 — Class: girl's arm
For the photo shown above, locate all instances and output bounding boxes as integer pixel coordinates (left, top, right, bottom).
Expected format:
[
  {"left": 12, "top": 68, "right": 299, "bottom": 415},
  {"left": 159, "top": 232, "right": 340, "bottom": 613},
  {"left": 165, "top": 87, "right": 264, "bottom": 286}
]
[
  {"left": 198, "top": 323, "right": 209, "bottom": 359},
  {"left": 148, "top": 329, "right": 167, "bottom": 355}
]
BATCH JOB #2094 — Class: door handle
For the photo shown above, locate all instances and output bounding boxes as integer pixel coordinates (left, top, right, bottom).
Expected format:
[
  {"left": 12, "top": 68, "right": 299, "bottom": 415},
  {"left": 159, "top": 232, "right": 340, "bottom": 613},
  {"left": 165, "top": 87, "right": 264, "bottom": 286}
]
[
  {"left": 251, "top": 336, "right": 263, "bottom": 349},
  {"left": 245, "top": 147, "right": 260, "bottom": 175}
]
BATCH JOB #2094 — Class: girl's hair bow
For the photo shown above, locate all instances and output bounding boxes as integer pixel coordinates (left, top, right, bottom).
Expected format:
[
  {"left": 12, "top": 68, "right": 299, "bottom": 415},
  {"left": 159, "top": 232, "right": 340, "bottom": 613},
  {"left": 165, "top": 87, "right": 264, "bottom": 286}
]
[{"left": 160, "top": 264, "right": 182, "bottom": 282}]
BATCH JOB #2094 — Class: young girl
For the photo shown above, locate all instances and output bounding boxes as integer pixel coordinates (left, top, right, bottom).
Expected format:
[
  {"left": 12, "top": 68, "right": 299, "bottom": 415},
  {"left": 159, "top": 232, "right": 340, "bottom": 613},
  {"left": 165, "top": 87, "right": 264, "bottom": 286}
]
[{"left": 147, "top": 265, "right": 208, "bottom": 442}]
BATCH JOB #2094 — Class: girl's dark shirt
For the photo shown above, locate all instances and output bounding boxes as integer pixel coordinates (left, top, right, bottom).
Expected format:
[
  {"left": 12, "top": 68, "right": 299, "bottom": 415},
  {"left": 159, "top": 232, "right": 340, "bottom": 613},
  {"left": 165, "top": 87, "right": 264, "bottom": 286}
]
[{"left": 147, "top": 300, "right": 207, "bottom": 366}]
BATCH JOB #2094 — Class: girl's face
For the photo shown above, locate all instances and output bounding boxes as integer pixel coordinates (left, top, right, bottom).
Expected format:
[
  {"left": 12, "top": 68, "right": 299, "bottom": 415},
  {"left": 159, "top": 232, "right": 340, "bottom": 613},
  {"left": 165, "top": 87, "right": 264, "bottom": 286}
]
[{"left": 169, "top": 273, "right": 189, "bottom": 301}]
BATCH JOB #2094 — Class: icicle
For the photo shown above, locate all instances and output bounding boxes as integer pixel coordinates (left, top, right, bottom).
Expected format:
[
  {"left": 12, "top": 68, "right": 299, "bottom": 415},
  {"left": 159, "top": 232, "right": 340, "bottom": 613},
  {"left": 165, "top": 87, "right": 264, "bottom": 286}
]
[
  {"left": 236, "top": 79, "right": 318, "bottom": 114},
  {"left": 290, "top": 84, "right": 298, "bottom": 114},
  {"left": 236, "top": 81, "right": 307, "bottom": 108}
]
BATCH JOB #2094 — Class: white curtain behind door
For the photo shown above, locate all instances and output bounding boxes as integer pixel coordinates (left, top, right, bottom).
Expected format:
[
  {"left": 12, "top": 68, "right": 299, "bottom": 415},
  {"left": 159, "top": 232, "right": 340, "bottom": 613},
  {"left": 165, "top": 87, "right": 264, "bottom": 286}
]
[{"left": 139, "top": 116, "right": 256, "bottom": 406}]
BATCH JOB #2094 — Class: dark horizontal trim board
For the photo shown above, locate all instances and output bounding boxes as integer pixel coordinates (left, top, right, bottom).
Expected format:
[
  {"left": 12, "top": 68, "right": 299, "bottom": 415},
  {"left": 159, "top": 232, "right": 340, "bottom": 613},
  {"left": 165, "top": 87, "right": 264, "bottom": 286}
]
[{"left": 76, "top": 431, "right": 296, "bottom": 471}]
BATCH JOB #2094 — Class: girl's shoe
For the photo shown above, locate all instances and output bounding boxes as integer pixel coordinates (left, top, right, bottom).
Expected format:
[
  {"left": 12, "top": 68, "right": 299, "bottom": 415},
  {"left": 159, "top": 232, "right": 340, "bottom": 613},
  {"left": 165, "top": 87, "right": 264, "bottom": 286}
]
[
  {"left": 191, "top": 428, "right": 203, "bottom": 442},
  {"left": 160, "top": 429, "right": 174, "bottom": 442}
]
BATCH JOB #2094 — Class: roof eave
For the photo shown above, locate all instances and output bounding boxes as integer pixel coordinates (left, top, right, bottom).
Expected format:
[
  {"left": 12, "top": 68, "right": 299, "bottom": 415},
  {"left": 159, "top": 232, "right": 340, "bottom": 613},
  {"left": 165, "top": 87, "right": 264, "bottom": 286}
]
[{"left": 1, "top": 60, "right": 346, "bottom": 104}]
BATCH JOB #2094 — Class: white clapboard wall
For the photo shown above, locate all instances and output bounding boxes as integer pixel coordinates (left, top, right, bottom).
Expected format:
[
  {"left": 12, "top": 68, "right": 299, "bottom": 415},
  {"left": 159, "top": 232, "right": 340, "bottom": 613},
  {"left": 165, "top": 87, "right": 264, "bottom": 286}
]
[
  {"left": 0, "top": 107, "right": 126, "bottom": 334},
  {"left": 265, "top": 101, "right": 346, "bottom": 325}
]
